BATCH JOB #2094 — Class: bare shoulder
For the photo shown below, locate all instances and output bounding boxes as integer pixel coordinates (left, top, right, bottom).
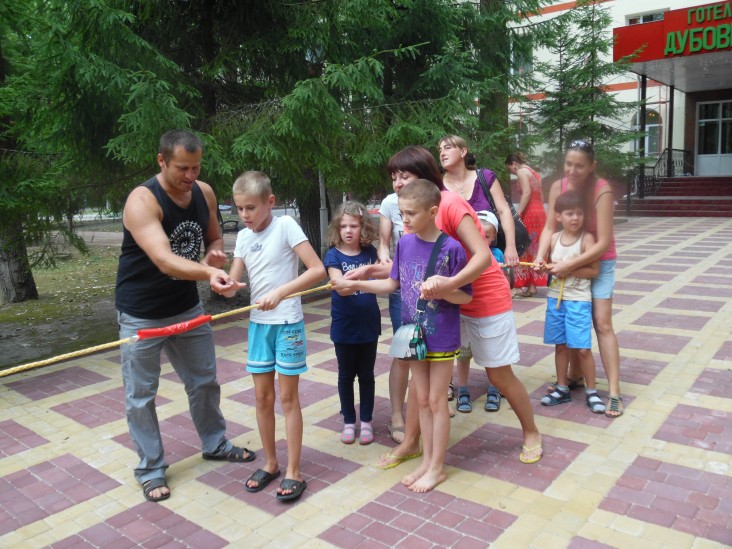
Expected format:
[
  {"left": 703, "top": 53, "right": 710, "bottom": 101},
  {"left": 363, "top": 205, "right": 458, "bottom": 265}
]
[
  {"left": 125, "top": 185, "right": 158, "bottom": 212},
  {"left": 582, "top": 231, "right": 596, "bottom": 249},
  {"left": 196, "top": 180, "right": 217, "bottom": 201}
]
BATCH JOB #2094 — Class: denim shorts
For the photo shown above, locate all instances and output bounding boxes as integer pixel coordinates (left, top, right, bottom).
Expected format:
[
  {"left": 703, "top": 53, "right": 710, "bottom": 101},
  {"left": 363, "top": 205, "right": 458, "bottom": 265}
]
[
  {"left": 591, "top": 259, "right": 616, "bottom": 299},
  {"left": 388, "top": 292, "right": 402, "bottom": 330},
  {"left": 246, "top": 321, "right": 308, "bottom": 376}
]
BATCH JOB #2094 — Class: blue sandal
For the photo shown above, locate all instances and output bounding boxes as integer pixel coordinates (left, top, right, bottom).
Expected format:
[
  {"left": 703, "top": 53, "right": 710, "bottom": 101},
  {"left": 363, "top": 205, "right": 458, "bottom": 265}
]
[
  {"left": 456, "top": 387, "right": 472, "bottom": 413},
  {"left": 484, "top": 386, "right": 501, "bottom": 412}
]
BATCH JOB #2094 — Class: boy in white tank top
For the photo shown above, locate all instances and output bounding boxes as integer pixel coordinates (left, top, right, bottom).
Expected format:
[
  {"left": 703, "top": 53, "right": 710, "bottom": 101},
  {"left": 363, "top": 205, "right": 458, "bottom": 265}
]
[{"left": 541, "top": 191, "right": 605, "bottom": 414}]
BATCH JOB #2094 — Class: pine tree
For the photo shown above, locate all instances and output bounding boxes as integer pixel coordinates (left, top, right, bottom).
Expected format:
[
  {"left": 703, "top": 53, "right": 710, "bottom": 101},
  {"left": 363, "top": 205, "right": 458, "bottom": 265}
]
[{"left": 523, "top": 0, "right": 638, "bottom": 179}]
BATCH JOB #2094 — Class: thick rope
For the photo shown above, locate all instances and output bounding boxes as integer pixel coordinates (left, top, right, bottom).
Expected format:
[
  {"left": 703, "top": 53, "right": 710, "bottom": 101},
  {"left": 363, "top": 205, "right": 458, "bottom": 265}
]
[{"left": 0, "top": 283, "right": 332, "bottom": 379}]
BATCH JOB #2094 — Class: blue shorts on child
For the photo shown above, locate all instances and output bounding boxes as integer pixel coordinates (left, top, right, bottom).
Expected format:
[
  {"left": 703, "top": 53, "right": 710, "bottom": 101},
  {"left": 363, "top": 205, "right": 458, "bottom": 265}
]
[
  {"left": 543, "top": 297, "right": 592, "bottom": 350},
  {"left": 246, "top": 320, "right": 308, "bottom": 375}
]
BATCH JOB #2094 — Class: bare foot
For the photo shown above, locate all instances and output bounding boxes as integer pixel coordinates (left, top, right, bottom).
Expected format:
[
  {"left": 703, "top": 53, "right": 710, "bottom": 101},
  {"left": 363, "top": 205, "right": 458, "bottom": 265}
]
[
  {"left": 524, "top": 433, "right": 541, "bottom": 450},
  {"left": 148, "top": 486, "right": 170, "bottom": 499},
  {"left": 409, "top": 469, "right": 447, "bottom": 493},
  {"left": 390, "top": 442, "right": 422, "bottom": 461},
  {"left": 401, "top": 462, "right": 428, "bottom": 487}
]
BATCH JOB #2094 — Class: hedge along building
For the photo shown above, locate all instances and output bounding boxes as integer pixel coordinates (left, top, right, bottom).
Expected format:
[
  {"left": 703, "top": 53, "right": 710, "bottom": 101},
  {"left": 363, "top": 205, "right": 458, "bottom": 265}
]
[{"left": 614, "top": 0, "right": 732, "bottom": 177}]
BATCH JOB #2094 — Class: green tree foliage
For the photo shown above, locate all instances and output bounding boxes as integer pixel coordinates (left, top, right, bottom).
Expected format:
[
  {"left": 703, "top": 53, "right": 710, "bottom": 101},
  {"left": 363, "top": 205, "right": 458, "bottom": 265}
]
[
  {"left": 0, "top": 0, "right": 193, "bottom": 303},
  {"left": 1, "top": 0, "right": 550, "bottom": 302},
  {"left": 522, "top": 0, "right": 639, "bottom": 180}
]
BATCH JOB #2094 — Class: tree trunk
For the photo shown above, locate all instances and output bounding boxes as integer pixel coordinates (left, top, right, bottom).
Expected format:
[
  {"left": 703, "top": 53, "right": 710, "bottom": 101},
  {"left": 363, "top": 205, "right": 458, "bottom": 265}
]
[
  {"left": 295, "top": 175, "right": 323, "bottom": 257},
  {"left": 0, "top": 218, "right": 38, "bottom": 304}
]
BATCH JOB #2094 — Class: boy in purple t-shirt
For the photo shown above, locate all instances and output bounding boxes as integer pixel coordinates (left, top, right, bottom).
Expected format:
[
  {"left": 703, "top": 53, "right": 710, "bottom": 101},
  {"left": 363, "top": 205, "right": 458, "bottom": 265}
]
[{"left": 332, "top": 180, "right": 471, "bottom": 493}]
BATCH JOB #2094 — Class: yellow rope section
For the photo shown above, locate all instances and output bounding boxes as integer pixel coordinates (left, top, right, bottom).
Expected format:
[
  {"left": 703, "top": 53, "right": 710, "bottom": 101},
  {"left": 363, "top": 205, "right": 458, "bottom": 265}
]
[
  {"left": 0, "top": 338, "right": 138, "bottom": 379},
  {"left": 555, "top": 278, "right": 565, "bottom": 310},
  {"left": 0, "top": 283, "right": 333, "bottom": 379}
]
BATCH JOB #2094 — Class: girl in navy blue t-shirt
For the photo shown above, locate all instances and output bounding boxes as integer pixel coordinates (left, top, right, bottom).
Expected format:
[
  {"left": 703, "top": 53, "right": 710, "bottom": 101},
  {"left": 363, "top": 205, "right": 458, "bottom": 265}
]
[{"left": 324, "top": 201, "right": 381, "bottom": 445}]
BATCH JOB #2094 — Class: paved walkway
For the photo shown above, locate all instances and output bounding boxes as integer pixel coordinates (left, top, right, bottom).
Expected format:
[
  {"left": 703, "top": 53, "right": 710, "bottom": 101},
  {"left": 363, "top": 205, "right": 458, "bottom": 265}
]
[{"left": 2, "top": 217, "right": 732, "bottom": 548}]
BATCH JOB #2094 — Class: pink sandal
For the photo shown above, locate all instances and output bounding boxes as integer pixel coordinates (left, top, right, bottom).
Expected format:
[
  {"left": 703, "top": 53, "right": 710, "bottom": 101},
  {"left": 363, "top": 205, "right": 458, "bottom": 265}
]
[
  {"left": 359, "top": 425, "right": 374, "bottom": 445},
  {"left": 341, "top": 424, "right": 356, "bottom": 444}
]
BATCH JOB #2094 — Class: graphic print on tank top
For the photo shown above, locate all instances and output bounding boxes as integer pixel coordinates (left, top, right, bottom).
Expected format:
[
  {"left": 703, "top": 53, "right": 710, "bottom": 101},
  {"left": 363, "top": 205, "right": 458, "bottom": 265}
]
[{"left": 169, "top": 220, "right": 203, "bottom": 261}]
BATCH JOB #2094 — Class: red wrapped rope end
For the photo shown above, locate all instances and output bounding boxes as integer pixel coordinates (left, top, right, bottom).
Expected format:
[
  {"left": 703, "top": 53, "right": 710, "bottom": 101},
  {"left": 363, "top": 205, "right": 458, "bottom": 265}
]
[{"left": 137, "top": 315, "right": 213, "bottom": 340}]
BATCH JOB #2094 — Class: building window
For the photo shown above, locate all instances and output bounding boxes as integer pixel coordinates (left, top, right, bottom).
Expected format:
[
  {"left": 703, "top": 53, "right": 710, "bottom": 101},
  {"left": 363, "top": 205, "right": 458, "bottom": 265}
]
[
  {"left": 627, "top": 12, "right": 664, "bottom": 26},
  {"left": 632, "top": 109, "right": 662, "bottom": 157}
]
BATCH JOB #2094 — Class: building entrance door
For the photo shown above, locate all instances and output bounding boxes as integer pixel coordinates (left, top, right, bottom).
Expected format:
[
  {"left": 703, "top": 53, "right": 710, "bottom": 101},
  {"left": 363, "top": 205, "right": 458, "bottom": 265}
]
[{"left": 696, "top": 100, "right": 732, "bottom": 176}]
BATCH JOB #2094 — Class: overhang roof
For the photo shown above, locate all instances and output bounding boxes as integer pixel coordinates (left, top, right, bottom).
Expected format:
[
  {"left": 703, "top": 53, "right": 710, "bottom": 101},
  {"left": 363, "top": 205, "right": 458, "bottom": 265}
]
[
  {"left": 613, "top": 1, "right": 732, "bottom": 93},
  {"left": 625, "top": 50, "right": 732, "bottom": 93}
]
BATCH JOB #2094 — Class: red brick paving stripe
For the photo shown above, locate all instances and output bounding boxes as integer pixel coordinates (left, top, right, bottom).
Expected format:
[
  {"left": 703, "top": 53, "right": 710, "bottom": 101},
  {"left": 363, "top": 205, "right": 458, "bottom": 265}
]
[
  {"left": 677, "top": 284, "right": 732, "bottom": 298},
  {"left": 212, "top": 325, "right": 248, "bottom": 347},
  {"left": 320, "top": 483, "right": 516, "bottom": 548},
  {"left": 616, "top": 330, "right": 691, "bottom": 355},
  {"left": 315, "top": 394, "right": 401, "bottom": 447},
  {"left": 48, "top": 502, "right": 227, "bottom": 549},
  {"left": 198, "top": 440, "right": 361, "bottom": 517},
  {"left": 690, "top": 368, "right": 732, "bottom": 398},
  {"left": 228, "top": 377, "right": 336, "bottom": 411},
  {"left": 654, "top": 403, "right": 732, "bottom": 455},
  {"left": 446, "top": 424, "right": 586, "bottom": 492},
  {"left": 0, "top": 454, "right": 120, "bottom": 536},
  {"left": 658, "top": 297, "right": 723, "bottom": 313},
  {"left": 600, "top": 456, "right": 732, "bottom": 545},
  {"left": 6, "top": 366, "right": 109, "bottom": 401},
  {"left": 112, "top": 414, "right": 252, "bottom": 466},
  {"left": 161, "top": 357, "right": 248, "bottom": 385},
  {"left": 713, "top": 340, "right": 732, "bottom": 361},
  {"left": 51, "top": 386, "right": 172, "bottom": 429},
  {"left": 596, "top": 355, "right": 665, "bottom": 386},
  {"left": 633, "top": 311, "right": 711, "bottom": 331},
  {"left": 0, "top": 419, "right": 49, "bottom": 458}
]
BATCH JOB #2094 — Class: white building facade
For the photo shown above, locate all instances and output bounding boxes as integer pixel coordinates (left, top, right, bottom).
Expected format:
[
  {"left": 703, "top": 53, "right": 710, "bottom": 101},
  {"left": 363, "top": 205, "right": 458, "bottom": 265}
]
[{"left": 512, "top": 0, "right": 732, "bottom": 176}]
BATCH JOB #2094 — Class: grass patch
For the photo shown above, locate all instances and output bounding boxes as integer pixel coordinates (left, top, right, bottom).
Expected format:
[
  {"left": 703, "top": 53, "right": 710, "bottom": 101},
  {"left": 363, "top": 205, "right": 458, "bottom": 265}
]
[
  {"left": 0, "top": 246, "right": 119, "bottom": 324},
  {"left": 0, "top": 246, "right": 120, "bottom": 370}
]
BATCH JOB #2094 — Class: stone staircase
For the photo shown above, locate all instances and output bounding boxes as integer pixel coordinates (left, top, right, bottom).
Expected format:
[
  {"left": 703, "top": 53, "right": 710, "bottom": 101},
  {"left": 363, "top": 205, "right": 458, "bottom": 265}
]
[{"left": 621, "top": 176, "right": 732, "bottom": 217}]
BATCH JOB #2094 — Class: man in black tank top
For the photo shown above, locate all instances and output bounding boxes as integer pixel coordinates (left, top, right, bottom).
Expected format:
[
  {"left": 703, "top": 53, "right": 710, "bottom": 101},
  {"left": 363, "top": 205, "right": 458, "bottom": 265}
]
[{"left": 115, "top": 130, "right": 255, "bottom": 503}]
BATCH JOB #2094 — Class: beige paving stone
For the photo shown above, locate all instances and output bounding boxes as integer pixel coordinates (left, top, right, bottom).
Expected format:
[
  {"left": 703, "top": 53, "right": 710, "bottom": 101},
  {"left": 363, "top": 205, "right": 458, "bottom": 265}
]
[
  {"left": 526, "top": 497, "right": 564, "bottom": 520},
  {"left": 228, "top": 507, "right": 278, "bottom": 532},
  {"left": 609, "top": 531, "right": 664, "bottom": 549},
  {"left": 529, "top": 532, "right": 573, "bottom": 549},
  {"left": 42, "top": 517, "right": 84, "bottom": 540},
  {"left": 299, "top": 539, "right": 335, "bottom": 549},
  {"left": 261, "top": 530, "right": 311, "bottom": 548},
  {"left": 691, "top": 537, "right": 730, "bottom": 549},
  {"left": 642, "top": 523, "right": 695, "bottom": 549},
  {"left": 12, "top": 518, "right": 52, "bottom": 541},
  {"left": 588, "top": 508, "right": 619, "bottom": 528},
  {"left": 500, "top": 515, "right": 550, "bottom": 547},
  {"left": 293, "top": 511, "right": 342, "bottom": 538},
  {"left": 611, "top": 514, "right": 646, "bottom": 537},
  {"left": 254, "top": 514, "right": 299, "bottom": 540}
]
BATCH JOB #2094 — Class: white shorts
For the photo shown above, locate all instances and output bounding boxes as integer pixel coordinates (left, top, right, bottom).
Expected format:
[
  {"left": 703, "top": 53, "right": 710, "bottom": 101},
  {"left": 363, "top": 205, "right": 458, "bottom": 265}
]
[{"left": 460, "top": 311, "right": 520, "bottom": 368}]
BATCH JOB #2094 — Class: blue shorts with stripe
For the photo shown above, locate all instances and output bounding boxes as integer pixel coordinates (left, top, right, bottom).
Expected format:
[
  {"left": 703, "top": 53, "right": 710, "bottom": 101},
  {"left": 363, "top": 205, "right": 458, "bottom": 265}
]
[{"left": 246, "top": 321, "right": 308, "bottom": 376}]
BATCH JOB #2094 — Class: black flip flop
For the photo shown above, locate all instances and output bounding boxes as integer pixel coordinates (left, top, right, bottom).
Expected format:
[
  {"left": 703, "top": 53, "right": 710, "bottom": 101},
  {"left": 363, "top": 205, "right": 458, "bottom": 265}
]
[
  {"left": 276, "top": 478, "right": 307, "bottom": 502},
  {"left": 142, "top": 478, "right": 170, "bottom": 503},
  {"left": 202, "top": 445, "right": 256, "bottom": 463},
  {"left": 245, "top": 468, "right": 281, "bottom": 493}
]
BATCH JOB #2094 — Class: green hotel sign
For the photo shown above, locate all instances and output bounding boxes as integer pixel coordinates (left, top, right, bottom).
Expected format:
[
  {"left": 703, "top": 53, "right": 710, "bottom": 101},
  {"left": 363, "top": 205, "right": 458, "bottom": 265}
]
[{"left": 664, "top": 1, "right": 732, "bottom": 56}]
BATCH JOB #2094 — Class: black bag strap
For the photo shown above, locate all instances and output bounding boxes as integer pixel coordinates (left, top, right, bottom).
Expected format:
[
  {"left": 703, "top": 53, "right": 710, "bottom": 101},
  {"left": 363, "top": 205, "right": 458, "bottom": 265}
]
[
  {"left": 416, "top": 232, "right": 448, "bottom": 315},
  {"left": 476, "top": 168, "right": 498, "bottom": 214}
]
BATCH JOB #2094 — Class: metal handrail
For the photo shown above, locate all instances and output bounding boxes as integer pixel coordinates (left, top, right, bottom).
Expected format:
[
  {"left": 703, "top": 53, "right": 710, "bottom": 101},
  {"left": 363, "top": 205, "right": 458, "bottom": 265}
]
[{"left": 624, "top": 148, "right": 692, "bottom": 213}]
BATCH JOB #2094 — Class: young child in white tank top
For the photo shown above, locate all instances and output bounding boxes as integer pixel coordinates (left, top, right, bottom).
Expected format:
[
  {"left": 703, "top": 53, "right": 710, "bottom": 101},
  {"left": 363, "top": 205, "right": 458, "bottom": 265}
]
[{"left": 541, "top": 191, "right": 605, "bottom": 414}]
